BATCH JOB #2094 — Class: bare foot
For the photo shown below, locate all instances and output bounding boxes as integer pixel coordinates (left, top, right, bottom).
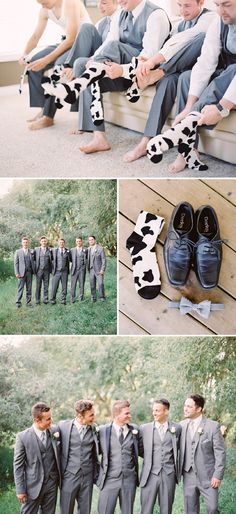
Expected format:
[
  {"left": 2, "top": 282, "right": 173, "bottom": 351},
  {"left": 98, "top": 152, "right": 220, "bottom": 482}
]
[
  {"left": 79, "top": 134, "right": 111, "bottom": 154},
  {"left": 137, "top": 69, "right": 165, "bottom": 90},
  {"left": 69, "top": 127, "right": 84, "bottom": 135},
  {"left": 27, "top": 109, "right": 43, "bottom": 123},
  {"left": 168, "top": 154, "right": 186, "bottom": 173},
  {"left": 123, "top": 137, "right": 149, "bottom": 162},
  {"left": 28, "top": 116, "right": 54, "bottom": 131}
]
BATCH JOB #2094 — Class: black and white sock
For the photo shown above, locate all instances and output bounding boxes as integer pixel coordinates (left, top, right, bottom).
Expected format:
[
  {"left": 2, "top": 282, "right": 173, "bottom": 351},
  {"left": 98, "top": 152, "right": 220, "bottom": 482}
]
[
  {"left": 126, "top": 210, "right": 165, "bottom": 299},
  {"left": 90, "top": 81, "right": 104, "bottom": 126},
  {"left": 126, "top": 57, "right": 141, "bottom": 103}
]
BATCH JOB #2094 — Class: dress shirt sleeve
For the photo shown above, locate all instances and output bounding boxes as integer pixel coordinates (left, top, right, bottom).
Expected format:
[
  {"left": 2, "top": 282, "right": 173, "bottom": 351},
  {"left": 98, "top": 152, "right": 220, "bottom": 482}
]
[
  {"left": 189, "top": 15, "right": 222, "bottom": 98},
  {"left": 160, "top": 10, "right": 217, "bottom": 62},
  {"left": 140, "top": 9, "right": 171, "bottom": 58},
  {"left": 223, "top": 75, "right": 236, "bottom": 104},
  {"left": 93, "top": 9, "right": 121, "bottom": 58}
]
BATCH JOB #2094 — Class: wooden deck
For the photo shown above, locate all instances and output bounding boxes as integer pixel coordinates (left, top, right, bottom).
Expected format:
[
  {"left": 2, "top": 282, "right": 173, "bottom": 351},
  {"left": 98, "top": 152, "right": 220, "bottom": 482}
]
[{"left": 119, "top": 179, "right": 236, "bottom": 335}]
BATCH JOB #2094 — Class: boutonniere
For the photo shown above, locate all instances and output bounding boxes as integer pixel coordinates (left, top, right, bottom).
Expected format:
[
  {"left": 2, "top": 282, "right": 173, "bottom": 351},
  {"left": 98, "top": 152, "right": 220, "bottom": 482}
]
[
  {"left": 197, "top": 427, "right": 204, "bottom": 435},
  {"left": 52, "top": 431, "right": 60, "bottom": 441},
  {"left": 92, "top": 425, "right": 100, "bottom": 434},
  {"left": 132, "top": 429, "right": 138, "bottom": 435},
  {"left": 169, "top": 427, "right": 176, "bottom": 434}
]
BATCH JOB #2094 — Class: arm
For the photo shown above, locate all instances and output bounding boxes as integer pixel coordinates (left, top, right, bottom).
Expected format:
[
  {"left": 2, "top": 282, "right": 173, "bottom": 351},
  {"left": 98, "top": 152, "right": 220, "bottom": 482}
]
[
  {"left": 19, "top": 8, "right": 48, "bottom": 64},
  {"left": 14, "top": 251, "right": 20, "bottom": 278},
  {"left": 211, "top": 423, "right": 226, "bottom": 486},
  {"left": 14, "top": 434, "right": 27, "bottom": 502},
  {"left": 93, "top": 9, "right": 121, "bottom": 58},
  {"left": 99, "top": 248, "right": 106, "bottom": 274}
]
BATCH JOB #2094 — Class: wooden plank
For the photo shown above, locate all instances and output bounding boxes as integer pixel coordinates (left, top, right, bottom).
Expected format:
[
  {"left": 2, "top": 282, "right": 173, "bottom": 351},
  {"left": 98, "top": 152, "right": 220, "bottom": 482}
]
[
  {"left": 119, "top": 215, "right": 236, "bottom": 334},
  {"left": 202, "top": 179, "right": 236, "bottom": 206},
  {"left": 119, "top": 312, "right": 149, "bottom": 335},
  {"left": 119, "top": 263, "right": 212, "bottom": 335}
]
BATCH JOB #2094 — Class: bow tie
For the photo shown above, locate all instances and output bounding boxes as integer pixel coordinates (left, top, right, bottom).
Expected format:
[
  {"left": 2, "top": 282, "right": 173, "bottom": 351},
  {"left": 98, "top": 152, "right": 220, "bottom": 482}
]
[{"left": 169, "top": 297, "right": 224, "bottom": 319}]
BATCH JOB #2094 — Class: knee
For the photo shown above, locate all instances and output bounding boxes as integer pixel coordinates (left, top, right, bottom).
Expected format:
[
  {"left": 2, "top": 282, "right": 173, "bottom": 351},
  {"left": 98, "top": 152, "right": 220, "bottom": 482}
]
[
  {"left": 73, "top": 58, "right": 88, "bottom": 77},
  {"left": 178, "top": 70, "right": 191, "bottom": 87}
]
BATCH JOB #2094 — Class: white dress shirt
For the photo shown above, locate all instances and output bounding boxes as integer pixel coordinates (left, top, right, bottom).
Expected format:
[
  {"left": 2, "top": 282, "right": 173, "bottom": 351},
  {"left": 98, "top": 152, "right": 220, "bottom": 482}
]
[
  {"left": 93, "top": 9, "right": 121, "bottom": 58},
  {"left": 155, "top": 421, "right": 168, "bottom": 438},
  {"left": 33, "top": 424, "right": 47, "bottom": 442},
  {"left": 113, "top": 422, "right": 129, "bottom": 439},
  {"left": 189, "top": 15, "right": 236, "bottom": 104},
  {"left": 189, "top": 414, "right": 203, "bottom": 437}
]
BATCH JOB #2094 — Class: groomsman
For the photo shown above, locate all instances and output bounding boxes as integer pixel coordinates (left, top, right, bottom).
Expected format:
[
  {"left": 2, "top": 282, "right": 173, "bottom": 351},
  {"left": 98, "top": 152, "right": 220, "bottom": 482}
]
[
  {"left": 14, "top": 237, "right": 35, "bottom": 308},
  {"left": 97, "top": 400, "right": 140, "bottom": 514},
  {"left": 87, "top": 236, "right": 106, "bottom": 302},
  {"left": 58, "top": 400, "right": 99, "bottom": 514},
  {"left": 34, "top": 236, "right": 53, "bottom": 305},
  {"left": 14, "top": 402, "right": 60, "bottom": 514},
  {"left": 180, "top": 394, "right": 226, "bottom": 514},
  {"left": 51, "top": 238, "right": 70, "bottom": 305},
  {"left": 139, "top": 399, "right": 181, "bottom": 514},
  {"left": 70, "top": 237, "right": 87, "bottom": 302}
]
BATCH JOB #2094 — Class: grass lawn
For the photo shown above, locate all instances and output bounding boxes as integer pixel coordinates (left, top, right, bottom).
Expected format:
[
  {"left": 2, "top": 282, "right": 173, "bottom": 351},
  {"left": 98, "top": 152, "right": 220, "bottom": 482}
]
[{"left": 0, "top": 257, "right": 117, "bottom": 335}]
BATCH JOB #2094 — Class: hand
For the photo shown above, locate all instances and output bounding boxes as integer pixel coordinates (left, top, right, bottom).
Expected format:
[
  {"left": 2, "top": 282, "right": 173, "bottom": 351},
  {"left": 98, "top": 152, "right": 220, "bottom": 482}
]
[
  {"left": 137, "top": 58, "right": 155, "bottom": 77},
  {"left": 104, "top": 61, "right": 123, "bottom": 79},
  {"left": 62, "top": 68, "right": 74, "bottom": 81},
  {"left": 17, "top": 493, "right": 27, "bottom": 503},
  {"left": 211, "top": 477, "right": 221, "bottom": 488},
  {"left": 197, "top": 105, "right": 222, "bottom": 126},
  {"left": 27, "top": 57, "right": 49, "bottom": 72},
  {"left": 173, "top": 108, "right": 192, "bottom": 126},
  {"left": 16, "top": 274, "right": 22, "bottom": 279},
  {"left": 18, "top": 56, "right": 27, "bottom": 66},
  {"left": 99, "top": 270, "right": 104, "bottom": 275}
]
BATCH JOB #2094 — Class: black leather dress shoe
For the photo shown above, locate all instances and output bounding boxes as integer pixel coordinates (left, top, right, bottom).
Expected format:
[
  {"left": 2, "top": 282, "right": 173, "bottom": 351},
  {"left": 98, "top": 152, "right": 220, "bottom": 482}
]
[
  {"left": 194, "top": 205, "right": 222, "bottom": 289},
  {"left": 164, "top": 202, "right": 195, "bottom": 286}
]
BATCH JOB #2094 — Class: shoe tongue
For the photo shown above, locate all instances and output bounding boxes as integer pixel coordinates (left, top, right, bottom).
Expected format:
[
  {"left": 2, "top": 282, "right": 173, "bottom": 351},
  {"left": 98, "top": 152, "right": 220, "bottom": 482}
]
[{"left": 176, "top": 229, "right": 187, "bottom": 237}]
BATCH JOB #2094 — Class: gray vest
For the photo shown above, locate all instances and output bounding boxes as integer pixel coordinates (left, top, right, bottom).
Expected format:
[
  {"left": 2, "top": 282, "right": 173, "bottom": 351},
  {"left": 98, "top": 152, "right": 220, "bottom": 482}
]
[
  {"left": 119, "top": 2, "right": 163, "bottom": 51},
  {"left": 98, "top": 16, "right": 111, "bottom": 42},
  {"left": 24, "top": 252, "right": 32, "bottom": 272},
  {"left": 219, "top": 21, "right": 236, "bottom": 68},
  {"left": 76, "top": 250, "right": 86, "bottom": 269},
  {"left": 37, "top": 435, "right": 58, "bottom": 482},
  {"left": 107, "top": 428, "right": 136, "bottom": 479},
  {"left": 56, "top": 250, "right": 67, "bottom": 272},
  {"left": 151, "top": 428, "right": 175, "bottom": 476},
  {"left": 66, "top": 424, "right": 94, "bottom": 475},
  {"left": 39, "top": 248, "right": 51, "bottom": 271},
  {"left": 177, "top": 7, "right": 209, "bottom": 33},
  {"left": 183, "top": 426, "right": 197, "bottom": 472}
]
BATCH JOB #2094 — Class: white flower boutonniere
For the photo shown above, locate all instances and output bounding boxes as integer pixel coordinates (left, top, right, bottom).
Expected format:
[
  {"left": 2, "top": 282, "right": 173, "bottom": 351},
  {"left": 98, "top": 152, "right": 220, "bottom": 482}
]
[
  {"left": 132, "top": 429, "right": 138, "bottom": 435},
  {"left": 169, "top": 427, "right": 176, "bottom": 434},
  {"left": 52, "top": 431, "right": 60, "bottom": 440},
  {"left": 93, "top": 425, "right": 100, "bottom": 434},
  {"left": 197, "top": 427, "right": 204, "bottom": 435}
]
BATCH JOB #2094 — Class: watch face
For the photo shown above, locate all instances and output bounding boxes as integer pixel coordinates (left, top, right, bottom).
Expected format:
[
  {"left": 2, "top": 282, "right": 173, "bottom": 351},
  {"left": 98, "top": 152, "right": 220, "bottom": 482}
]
[{"left": 220, "top": 109, "right": 230, "bottom": 118}]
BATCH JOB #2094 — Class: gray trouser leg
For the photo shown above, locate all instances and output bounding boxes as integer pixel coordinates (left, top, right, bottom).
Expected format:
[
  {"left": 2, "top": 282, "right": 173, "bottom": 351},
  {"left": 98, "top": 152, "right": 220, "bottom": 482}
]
[
  {"left": 60, "top": 270, "right": 68, "bottom": 303},
  {"left": 65, "top": 25, "right": 103, "bottom": 67},
  {"left": 60, "top": 471, "right": 93, "bottom": 514},
  {"left": 89, "top": 269, "right": 97, "bottom": 300},
  {"left": 193, "top": 64, "right": 236, "bottom": 112},
  {"left": 28, "top": 45, "right": 58, "bottom": 108},
  {"left": 36, "top": 270, "right": 50, "bottom": 303},
  {"left": 71, "top": 269, "right": 85, "bottom": 300},
  {"left": 175, "top": 70, "right": 192, "bottom": 114},
  {"left": 141, "top": 473, "right": 160, "bottom": 514},
  {"left": 94, "top": 40, "right": 140, "bottom": 64},
  {"left": 183, "top": 470, "right": 200, "bottom": 514},
  {"left": 158, "top": 471, "right": 176, "bottom": 514},
  {"left": 43, "top": 50, "right": 71, "bottom": 118},
  {"left": 98, "top": 486, "right": 120, "bottom": 514},
  {"left": 16, "top": 276, "right": 26, "bottom": 305},
  {"left": 144, "top": 73, "right": 179, "bottom": 137},
  {"left": 119, "top": 482, "right": 136, "bottom": 514},
  {"left": 21, "top": 478, "right": 58, "bottom": 514},
  {"left": 161, "top": 33, "right": 205, "bottom": 76},
  {"left": 78, "top": 268, "right": 86, "bottom": 298},
  {"left": 16, "top": 272, "right": 32, "bottom": 305},
  {"left": 51, "top": 272, "right": 61, "bottom": 302},
  {"left": 97, "top": 273, "right": 105, "bottom": 299}
]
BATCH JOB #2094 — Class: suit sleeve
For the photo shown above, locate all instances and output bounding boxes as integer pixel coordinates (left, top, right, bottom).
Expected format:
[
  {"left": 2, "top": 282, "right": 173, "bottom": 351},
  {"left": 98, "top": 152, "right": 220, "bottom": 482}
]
[
  {"left": 212, "top": 423, "right": 226, "bottom": 480},
  {"left": 14, "top": 434, "right": 27, "bottom": 495},
  {"left": 14, "top": 251, "right": 19, "bottom": 276},
  {"left": 138, "top": 428, "right": 144, "bottom": 458},
  {"left": 101, "top": 248, "right": 106, "bottom": 272}
]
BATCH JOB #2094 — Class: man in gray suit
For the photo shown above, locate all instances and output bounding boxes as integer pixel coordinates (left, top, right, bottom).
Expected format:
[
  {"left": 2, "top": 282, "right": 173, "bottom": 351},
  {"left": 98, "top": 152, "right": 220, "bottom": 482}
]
[
  {"left": 51, "top": 238, "right": 70, "bottom": 305},
  {"left": 180, "top": 394, "right": 226, "bottom": 514},
  {"left": 87, "top": 236, "right": 106, "bottom": 302},
  {"left": 140, "top": 398, "right": 181, "bottom": 514},
  {"left": 14, "top": 402, "right": 60, "bottom": 514},
  {"left": 34, "top": 236, "right": 53, "bottom": 305},
  {"left": 59, "top": 399, "right": 99, "bottom": 514},
  {"left": 14, "top": 237, "right": 35, "bottom": 308},
  {"left": 70, "top": 237, "right": 87, "bottom": 302},
  {"left": 97, "top": 399, "right": 140, "bottom": 514}
]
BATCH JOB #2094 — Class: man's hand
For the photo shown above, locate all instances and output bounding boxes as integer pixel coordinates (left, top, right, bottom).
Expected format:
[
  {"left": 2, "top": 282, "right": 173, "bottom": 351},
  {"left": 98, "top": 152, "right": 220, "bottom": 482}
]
[
  {"left": 16, "top": 274, "right": 22, "bottom": 279},
  {"left": 27, "top": 57, "right": 49, "bottom": 72},
  {"left": 17, "top": 493, "right": 27, "bottom": 503},
  {"left": 104, "top": 62, "right": 123, "bottom": 79},
  {"left": 211, "top": 477, "right": 221, "bottom": 489},
  {"left": 18, "top": 56, "right": 27, "bottom": 66},
  {"left": 197, "top": 105, "right": 222, "bottom": 126},
  {"left": 99, "top": 270, "right": 104, "bottom": 275},
  {"left": 62, "top": 68, "right": 75, "bottom": 81},
  {"left": 137, "top": 58, "right": 156, "bottom": 77},
  {"left": 173, "top": 108, "right": 192, "bottom": 126}
]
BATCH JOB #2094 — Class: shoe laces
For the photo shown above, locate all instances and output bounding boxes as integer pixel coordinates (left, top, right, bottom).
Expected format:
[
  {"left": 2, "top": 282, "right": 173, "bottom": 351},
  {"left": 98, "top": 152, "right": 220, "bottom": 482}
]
[
  {"left": 169, "top": 231, "right": 195, "bottom": 253},
  {"left": 195, "top": 238, "right": 227, "bottom": 254}
]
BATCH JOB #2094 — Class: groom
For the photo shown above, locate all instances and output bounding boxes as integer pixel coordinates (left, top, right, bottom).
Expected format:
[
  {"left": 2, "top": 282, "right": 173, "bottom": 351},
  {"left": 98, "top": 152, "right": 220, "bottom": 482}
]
[{"left": 14, "top": 402, "right": 61, "bottom": 514}]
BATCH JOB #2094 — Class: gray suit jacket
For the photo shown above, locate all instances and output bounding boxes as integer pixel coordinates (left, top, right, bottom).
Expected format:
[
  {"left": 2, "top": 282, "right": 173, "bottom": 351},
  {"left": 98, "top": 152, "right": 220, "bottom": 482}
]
[
  {"left": 88, "top": 245, "right": 106, "bottom": 274},
  {"left": 14, "top": 248, "right": 35, "bottom": 276},
  {"left": 139, "top": 421, "right": 181, "bottom": 487},
  {"left": 180, "top": 417, "right": 226, "bottom": 486},
  {"left": 70, "top": 247, "right": 87, "bottom": 275},
  {"left": 58, "top": 419, "right": 100, "bottom": 481},
  {"left": 14, "top": 426, "right": 61, "bottom": 499},
  {"left": 51, "top": 248, "right": 71, "bottom": 275},
  {"left": 97, "top": 422, "right": 140, "bottom": 490},
  {"left": 34, "top": 247, "right": 53, "bottom": 273}
]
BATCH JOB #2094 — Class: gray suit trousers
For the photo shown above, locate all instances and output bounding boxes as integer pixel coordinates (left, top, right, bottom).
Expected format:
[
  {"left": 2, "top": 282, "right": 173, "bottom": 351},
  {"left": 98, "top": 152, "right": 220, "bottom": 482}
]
[
  {"left": 71, "top": 268, "right": 86, "bottom": 301},
  {"left": 141, "top": 471, "right": 176, "bottom": 514},
  {"left": 20, "top": 477, "right": 58, "bottom": 514},
  {"left": 89, "top": 269, "right": 105, "bottom": 300},
  {"left": 28, "top": 45, "right": 70, "bottom": 118},
  {"left": 16, "top": 271, "right": 33, "bottom": 305},
  {"left": 183, "top": 469, "right": 219, "bottom": 514},
  {"left": 98, "top": 477, "right": 136, "bottom": 514},
  {"left": 66, "top": 24, "right": 103, "bottom": 67},
  {"left": 51, "top": 271, "right": 68, "bottom": 303},
  {"left": 60, "top": 469, "right": 93, "bottom": 514},
  {"left": 36, "top": 270, "right": 50, "bottom": 303}
]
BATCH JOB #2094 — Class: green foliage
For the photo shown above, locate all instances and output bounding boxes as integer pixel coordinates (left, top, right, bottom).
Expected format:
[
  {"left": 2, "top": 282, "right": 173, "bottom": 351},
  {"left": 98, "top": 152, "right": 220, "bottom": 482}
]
[{"left": 0, "top": 259, "right": 14, "bottom": 281}]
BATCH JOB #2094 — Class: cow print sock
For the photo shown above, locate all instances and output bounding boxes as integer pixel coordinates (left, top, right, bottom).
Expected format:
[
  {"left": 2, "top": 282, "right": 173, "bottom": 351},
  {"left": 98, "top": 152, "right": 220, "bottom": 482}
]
[
  {"left": 126, "top": 210, "right": 165, "bottom": 299},
  {"left": 146, "top": 112, "right": 208, "bottom": 170},
  {"left": 42, "top": 62, "right": 107, "bottom": 105},
  {"left": 90, "top": 81, "right": 104, "bottom": 126},
  {"left": 126, "top": 57, "right": 141, "bottom": 103}
]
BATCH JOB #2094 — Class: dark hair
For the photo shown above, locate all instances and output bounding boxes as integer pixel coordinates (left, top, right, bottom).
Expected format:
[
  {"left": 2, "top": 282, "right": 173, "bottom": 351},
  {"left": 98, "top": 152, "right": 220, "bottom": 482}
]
[
  {"left": 112, "top": 400, "right": 130, "bottom": 417},
  {"left": 31, "top": 402, "right": 50, "bottom": 420},
  {"left": 153, "top": 398, "right": 170, "bottom": 410},
  {"left": 58, "top": 238, "right": 65, "bottom": 242},
  {"left": 40, "top": 236, "right": 47, "bottom": 240},
  {"left": 76, "top": 236, "right": 83, "bottom": 240},
  {"left": 22, "top": 236, "right": 29, "bottom": 241},
  {"left": 75, "top": 399, "right": 94, "bottom": 416},
  {"left": 189, "top": 394, "right": 205, "bottom": 410},
  {"left": 88, "top": 235, "right": 96, "bottom": 240}
]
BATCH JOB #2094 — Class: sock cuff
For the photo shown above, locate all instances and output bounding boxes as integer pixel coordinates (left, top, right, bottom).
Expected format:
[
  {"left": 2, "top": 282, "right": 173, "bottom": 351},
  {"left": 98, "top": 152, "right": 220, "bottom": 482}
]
[{"left": 133, "top": 211, "right": 165, "bottom": 244}]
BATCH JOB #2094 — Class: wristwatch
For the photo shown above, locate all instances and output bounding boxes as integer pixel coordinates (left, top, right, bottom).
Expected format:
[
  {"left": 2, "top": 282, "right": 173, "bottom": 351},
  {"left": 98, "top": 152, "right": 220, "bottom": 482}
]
[{"left": 216, "top": 103, "right": 230, "bottom": 118}]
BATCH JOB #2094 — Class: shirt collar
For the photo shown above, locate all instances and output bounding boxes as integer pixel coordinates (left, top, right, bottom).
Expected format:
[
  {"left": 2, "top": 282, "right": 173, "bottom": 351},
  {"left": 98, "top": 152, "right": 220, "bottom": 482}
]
[
  {"left": 190, "top": 414, "right": 203, "bottom": 430},
  {"left": 113, "top": 422, "right": 129, "bottom": 437},
  {"left": 155, "top": 421, "right": 168, "bottom": 431},
  {"left": 131, "top": 0, "right": 146, "bottom": 21},
  {"left": 33, "top": 424, "right": 47, "bottom": 439}
]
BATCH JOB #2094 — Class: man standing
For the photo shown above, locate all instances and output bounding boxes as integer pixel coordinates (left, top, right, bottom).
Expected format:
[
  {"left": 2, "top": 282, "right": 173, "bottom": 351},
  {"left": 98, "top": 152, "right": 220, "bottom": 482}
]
[
  {"left": 87, "top": 236, "right": 106, "bottom": 302},
  {"left": 140, "top": 399, "right": 181, "bottom": 514},
  {"left": 14, "top": 402, "right": 60, "bottom": 514},
  {"left": 14, "top": 237, "right": 35, "bottom": 308},
  {"left": 180, "top": 394, "right": 226, "bottom": 514},
  {"left": 70, "top": 237, "right": 87, "bottom": 303},
  {"left": 97, "top": 400, "right": 140, "bottom": 514},
  {"left": 58, "top": 400, "right": 99, "bottom": 514},
  {"left": 34, "top": 236, "right": 53, "bottom": 305},
  {"left": 51, "top": 238, "right": 70, "bottom": 305}
]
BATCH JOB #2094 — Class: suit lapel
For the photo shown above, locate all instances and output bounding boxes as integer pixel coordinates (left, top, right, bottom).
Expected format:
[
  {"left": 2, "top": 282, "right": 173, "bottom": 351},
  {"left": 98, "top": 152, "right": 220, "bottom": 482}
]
[
  {"left": 168, "top": 421, "right": 177, "bottom": 464},
  {"left": 105, "top": 423, "right": 112, "bottom": 461},
  {"left": 180, "top": 420, "right": 189, "bottom": 468},
  {"left": 193, "top": 417, "right": 206, "bottom": 456},
  {"left": 30, "top": 427, "right": 43, "bottom": 464}
]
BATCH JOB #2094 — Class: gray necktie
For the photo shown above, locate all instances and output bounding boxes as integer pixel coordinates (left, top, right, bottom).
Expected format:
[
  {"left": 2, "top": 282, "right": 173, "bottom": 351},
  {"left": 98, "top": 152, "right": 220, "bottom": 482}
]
[
  {"left": 119, "top": 426, "right": 124, "bottom": 445},
  {"left": 80, "top": 426, "right": 87, "bottom": 440},
  {"left": 41, "top": 431, "right": 47, "bottom": 447},
  {"left": 124, "top": 11, "right": 133, "bottom": 36},
  {"left": 227, "top": 25, "right": 236, "bottom": 53},
  {"left": 189, "top": 421, "right": 195, "bottom": 439},
  {"left": 184, "top": 20, "right": 194, "bottom": 29},
  {"left": 159, "top": 424, "right": 165, "bottom": 441}
]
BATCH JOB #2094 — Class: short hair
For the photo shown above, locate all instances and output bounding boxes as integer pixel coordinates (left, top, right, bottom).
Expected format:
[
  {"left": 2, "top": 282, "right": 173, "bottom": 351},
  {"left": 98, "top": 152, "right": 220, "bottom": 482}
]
[
  {"left": 31, "top": 402, "right": 50, "bottom": 420},
  {"left": 189, "top": 394, "right": 205, "bottom": 410},
  {"left": 75, "top": 399, "right": 94, "bottom": 416},
  {"left": 88, "top": 235, "right": 96, "bottom": 240},
  {"left": 112, "top": 400, "right": 130, "bottom": 417},
  {"left": 58, "top": 238, "right": 65, "bottom": 242},
  {"left": 40, "top": 236, "right": 47, "bottom": 241},
  {"left": 22, "top": 237, "right": 29, "bottom": 241},
  {"left": 76, "top": 236, "right": 83, "bottom": 240},
  {"left": 153, "top": 398, "right": 170, "bottom": 410}
]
